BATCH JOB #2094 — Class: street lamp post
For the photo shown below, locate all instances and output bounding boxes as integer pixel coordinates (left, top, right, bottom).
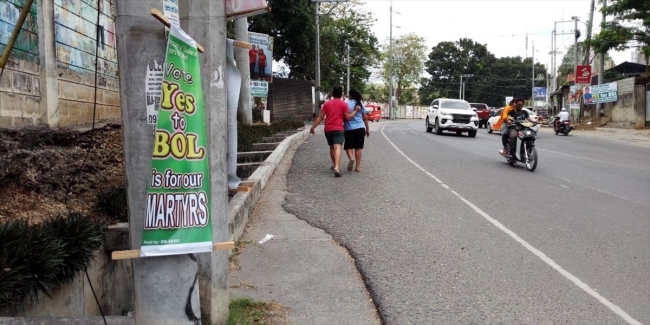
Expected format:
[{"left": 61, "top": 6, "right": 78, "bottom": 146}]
[{"left": 459, "top": 74, "right": 473, "bottom": 100}]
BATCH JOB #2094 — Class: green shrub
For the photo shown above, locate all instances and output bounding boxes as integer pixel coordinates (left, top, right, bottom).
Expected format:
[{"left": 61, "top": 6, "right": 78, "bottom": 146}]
[
  {"left": 0, "top": 213, "right": 106, "bottom": 307},
  {"left": 96, "top": 185, "right": 128, "bottom": 222}
]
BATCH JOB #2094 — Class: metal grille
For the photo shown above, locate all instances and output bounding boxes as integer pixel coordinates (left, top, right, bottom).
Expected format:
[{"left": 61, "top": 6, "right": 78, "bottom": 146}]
[{"left": 452, "top": 114, "right": 471, "bottom": 124}]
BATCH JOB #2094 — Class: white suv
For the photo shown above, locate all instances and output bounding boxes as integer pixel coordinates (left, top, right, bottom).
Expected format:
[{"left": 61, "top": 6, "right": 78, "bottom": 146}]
[{"left": 425, "top": 98, "right": 479, "bottom": 137}]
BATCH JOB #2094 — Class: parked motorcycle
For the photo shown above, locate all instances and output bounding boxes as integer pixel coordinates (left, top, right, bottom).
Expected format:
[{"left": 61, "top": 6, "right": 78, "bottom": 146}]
[
  {"left": 501, "top": 120, "right": 538, "bottom": 172},
  {"left": 551, "top": 117, "right": 573, "bottom": 136}
]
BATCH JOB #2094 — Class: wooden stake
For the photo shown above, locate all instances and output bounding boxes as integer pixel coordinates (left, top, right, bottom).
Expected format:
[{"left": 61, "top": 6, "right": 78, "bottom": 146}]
[
  {"left": 150, "top": 8, "right": 205, "bottom": 53},
  {"left": 111, "top": 241, "right": 236, "bottom": 260}
]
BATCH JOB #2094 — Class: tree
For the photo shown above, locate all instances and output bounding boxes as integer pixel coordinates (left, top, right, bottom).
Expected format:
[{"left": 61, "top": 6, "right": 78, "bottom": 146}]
[
  {"left": 248, "top": 0, "right": 380, "bottom": 93},
  {"left": 418, "top": 38, "right": 495, "bottom": 104},
  {"left": 379, "top": 33, "right": 427, "bottom": 102},
  {"left": 364, "top": 83, "right": 388, "bottom": 102},
  {"left": 590, "top": 0, "right": 650, "bottom": 72}
]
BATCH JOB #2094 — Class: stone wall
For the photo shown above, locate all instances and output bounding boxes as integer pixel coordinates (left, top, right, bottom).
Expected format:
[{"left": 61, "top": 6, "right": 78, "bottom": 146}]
[
  {"left": 0, "top": 0, "right": 120, "bottom": 129},
  {"left": 603, "top": 77, "right": 646, "bottom": 129}
]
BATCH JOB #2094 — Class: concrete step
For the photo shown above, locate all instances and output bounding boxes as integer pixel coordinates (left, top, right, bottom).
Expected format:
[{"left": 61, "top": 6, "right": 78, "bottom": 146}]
[
  {"left": 251, "top": 142, "right": 280, "bottom": 151},
  {"left": 260, "top": 136, "right": 286, "bottom": 143},
  {"left": 237, "top": 151, "right": 273, "bottom": 164},
  {"left": 237, "top": 162, "right": 262, "bottom": 179}
]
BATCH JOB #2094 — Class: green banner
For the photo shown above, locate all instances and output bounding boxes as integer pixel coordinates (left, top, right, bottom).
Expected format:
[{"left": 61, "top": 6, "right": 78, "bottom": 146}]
[{"left": 141, "top": 24, "right": 212, "bottom": 257}]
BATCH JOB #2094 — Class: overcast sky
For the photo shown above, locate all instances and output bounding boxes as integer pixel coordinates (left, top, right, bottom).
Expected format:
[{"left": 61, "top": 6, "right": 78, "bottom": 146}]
[{"left": 363, "top": 0, "right": 635, "bottom": 73}]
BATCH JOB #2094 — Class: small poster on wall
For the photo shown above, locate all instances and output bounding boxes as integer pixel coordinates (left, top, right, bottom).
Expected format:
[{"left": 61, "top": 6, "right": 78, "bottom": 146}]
[{"left": 248, "top": 32, "right": 274, "bottom": 83}]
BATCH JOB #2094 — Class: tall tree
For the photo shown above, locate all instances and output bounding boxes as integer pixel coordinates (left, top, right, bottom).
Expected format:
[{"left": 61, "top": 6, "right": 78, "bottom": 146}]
[
  {"left": 248, "top": 0, "right": 379, "bottom": 93},
  {"left": 379, "top": 33, "right": 427, "bottom": 101},
  {"left": 418, "top": 38, "right": 495, "bottom": 104},
  {"left": 590, "top": 0, "right": 650, "bottom": 70}
]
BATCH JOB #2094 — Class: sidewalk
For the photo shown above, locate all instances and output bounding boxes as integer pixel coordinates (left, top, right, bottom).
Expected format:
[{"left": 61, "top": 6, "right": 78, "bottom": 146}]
[
  {"left": 229, "top": 135, "right": 380, "bottom": 325},
  {"left": 539, "top": 126, "right": 650, "bottom": 148}
]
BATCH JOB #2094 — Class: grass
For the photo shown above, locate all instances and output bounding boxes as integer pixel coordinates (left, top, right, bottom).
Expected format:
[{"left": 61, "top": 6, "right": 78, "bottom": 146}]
[{"left": 227, "top": 298, "right": 288, "bottom": 325}]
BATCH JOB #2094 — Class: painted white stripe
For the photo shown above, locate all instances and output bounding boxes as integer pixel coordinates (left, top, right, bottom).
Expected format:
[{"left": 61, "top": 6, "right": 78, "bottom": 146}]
[
  {"left": 538, "top": 148, "right": 649, "bottom": 171},
  {"left": 380, "top": 121, "right": 642, "bottom": 325}
]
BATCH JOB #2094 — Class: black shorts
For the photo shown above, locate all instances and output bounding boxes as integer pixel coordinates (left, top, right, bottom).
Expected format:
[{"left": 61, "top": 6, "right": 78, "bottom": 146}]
[
  {"left": 325, "top": 130, "right": 345, "bottom": 146},
  {"left": 344, "top": 128, "right": 365, "bottom": 150}
]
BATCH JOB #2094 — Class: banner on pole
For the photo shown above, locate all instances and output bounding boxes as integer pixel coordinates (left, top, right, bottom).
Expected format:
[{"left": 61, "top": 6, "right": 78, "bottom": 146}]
[
  {"left": 569, "top": 85, "right": 581, "bottom": 109},
  {"left": 248, "top": 32, "right": 274, "bottom": 83},
  {"left": 141, "top": 24, "right": 212, "bottom": 257},
  {"left": 583, "top": 82, "right": 617, "bottom": 104},
  {"left": 250, "top": 80, "right": 268, "bottom": 98},
  {"left": 533, "top": 87, "right": 546, "bottom": 101},
  {"left": 226, "top": 0, "right": 270, "bottom": 19}
]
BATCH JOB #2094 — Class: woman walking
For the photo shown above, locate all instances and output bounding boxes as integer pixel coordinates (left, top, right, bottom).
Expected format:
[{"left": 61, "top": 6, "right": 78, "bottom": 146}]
[{"left": 344, "top": 89, "right": 370, "bottom": 172}]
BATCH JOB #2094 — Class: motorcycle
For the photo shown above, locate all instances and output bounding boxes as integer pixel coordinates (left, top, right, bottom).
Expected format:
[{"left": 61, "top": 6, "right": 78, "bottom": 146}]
[
  {"left": 502, "top": 120, "right": 538, "bottom": 172},
  {"left": 552, "top": 117, "right": 573, "bottom": 136}
]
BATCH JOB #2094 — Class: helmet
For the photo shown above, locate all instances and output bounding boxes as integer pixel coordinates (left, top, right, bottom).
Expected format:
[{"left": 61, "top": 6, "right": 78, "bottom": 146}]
[{"left": 561, "top": 108, "right": 567, "bottom": 111}]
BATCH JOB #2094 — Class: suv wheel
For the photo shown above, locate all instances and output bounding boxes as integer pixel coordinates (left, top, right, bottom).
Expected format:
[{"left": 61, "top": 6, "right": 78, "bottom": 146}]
[
  {"left": 468, "top": 130, "right": 477, "bottom": 137},
  {"left": 426, "top": 118, "right": 433, "bottom": 133},
  {"left": 487, "top": 123, "right": 493, "bottom": 134},
  {"left": 434, "top": 118, "right": 443, "bottom": 135}
]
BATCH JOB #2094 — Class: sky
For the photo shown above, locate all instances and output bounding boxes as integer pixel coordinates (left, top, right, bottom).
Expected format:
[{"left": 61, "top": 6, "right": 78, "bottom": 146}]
[{"left": 362, "top": 0, "right": 636, "bottom": 77}]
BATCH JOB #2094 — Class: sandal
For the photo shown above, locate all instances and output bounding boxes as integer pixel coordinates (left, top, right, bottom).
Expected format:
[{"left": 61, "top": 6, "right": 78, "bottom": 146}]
[
  {"left": 347, "top": 160, "right": 355, "bottom": 171},
  {"left": 333, "top": 169, "right": 341, "bottom": 177}
]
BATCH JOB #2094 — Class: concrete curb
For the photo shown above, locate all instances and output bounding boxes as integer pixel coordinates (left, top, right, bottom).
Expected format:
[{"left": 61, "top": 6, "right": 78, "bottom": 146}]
[
  {"left": 0, "top": 317, "right": 134, "bottom": 325},
  {"left": 228, "top": 128, "right": 310, "bottom": 241}
]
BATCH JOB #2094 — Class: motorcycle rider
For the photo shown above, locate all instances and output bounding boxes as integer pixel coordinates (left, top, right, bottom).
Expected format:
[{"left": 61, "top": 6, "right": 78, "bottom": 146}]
[
  {"left": 497, "top": 99, "right": 515, "bottom": 156},
  {"left": 507, "top": 98, "right": 536, "bottom": 157},
  {"left": 555, "top": 107, "right": 570, "bottom": 130}
]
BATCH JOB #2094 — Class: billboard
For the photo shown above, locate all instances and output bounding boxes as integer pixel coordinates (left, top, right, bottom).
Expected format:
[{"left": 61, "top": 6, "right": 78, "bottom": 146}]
[
  {"left": 250, "top": 80, "right": 269, "bottom": 98},
  {"left": 226, "top": 0, "right": 270, "bottom": 19},
  {"left": 533, "top": 87, "right": 546, "bottom": 101},
  {"left": 575, "top": 65, "right": 592, "bottom": 85},
  {"left": 248, "top": 32, "right": 274, "bottom": 83},
  {"left": 583, "top": 82, "right": 617, "bottom": 104}
]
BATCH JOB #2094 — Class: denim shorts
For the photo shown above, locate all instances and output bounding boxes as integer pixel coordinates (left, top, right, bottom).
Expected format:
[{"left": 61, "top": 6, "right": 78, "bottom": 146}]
[{"left": 325, "top": 130, "right": 345, "bottom": 146}]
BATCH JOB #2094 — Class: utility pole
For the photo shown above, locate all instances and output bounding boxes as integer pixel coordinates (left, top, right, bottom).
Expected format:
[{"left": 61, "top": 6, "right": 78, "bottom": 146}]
[
  {"left": 532, "top": 41, "right": 535, "bottom": 106},
  {"left": 458, "top": 75, "right": 462, "bottom": 100},
  {"left": 235, "top": 17, "right": 252, "bottom": 124},
  {"left": 314, "top": 1, "right": 321, "bottom": 116},
  {"left": 597, "top": 0, "right": 607, "bottom": 117},
  {"left": 584, "top": 0, "right": 595, "bottom": 65},
  {"left": 388, "top": 0, "right": 393, "bottom": 119},
  {"left": 116, "top": 1, "right": 205, "bottom": 323},
  {"left": 346, "top": 42, "right": 350, "bottom": 95},
  {"left": 183, "top": 1, "right": 230, "bottom": 323},
  {"left": 573, "top": 16, "right": 579, "bottom": 83}
]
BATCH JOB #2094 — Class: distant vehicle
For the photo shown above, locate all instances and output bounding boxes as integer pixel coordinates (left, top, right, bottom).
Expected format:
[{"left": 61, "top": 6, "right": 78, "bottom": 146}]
[
  {"left": 469, "top": 103, "right": 490, "bottom": 128},
  {"left": 487, "top": 108, "right": 540, "bottom": 134},
  {"left": 365, "top": 104, "right": 382, "bottom": 122},
  {"left": 425, "top": 98, "right": 479, "bottom": 137}
]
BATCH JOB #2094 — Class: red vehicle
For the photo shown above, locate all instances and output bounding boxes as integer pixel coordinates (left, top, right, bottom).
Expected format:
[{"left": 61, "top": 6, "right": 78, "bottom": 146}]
[
  {"left": 469, "top": 103, "right": 491, "bottom": 128},
  {"left": 365, "top": 104, "right": 382, "bottom": 122}
]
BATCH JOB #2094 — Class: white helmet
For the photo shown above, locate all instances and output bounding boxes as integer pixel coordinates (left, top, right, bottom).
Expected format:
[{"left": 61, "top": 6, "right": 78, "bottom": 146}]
[{"left": 561, "top": 108, "right": 567, "bottom": 112}]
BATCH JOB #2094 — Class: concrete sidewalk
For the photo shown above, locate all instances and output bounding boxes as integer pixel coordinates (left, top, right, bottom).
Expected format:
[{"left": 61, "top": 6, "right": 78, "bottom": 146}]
[
  {"left": 539, "top": 127, "right": 650, "bottom": 148},
  {"left": 229, "top": 135, "right": 380, "bottom": 325}
]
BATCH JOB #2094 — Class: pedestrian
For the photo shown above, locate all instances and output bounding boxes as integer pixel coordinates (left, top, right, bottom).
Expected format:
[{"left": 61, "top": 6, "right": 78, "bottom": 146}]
[
  {"left": 344, "top": 89, "right": 370, "bottom": 172},
  {"left": 310, "top": 86, "right": 361, "bottom": 177},
  {"left": 257, "top": 48, "right": 267, "bottom": 80},
  {"left": 249, "top": 44, "right": 257, "bottom": 79}
]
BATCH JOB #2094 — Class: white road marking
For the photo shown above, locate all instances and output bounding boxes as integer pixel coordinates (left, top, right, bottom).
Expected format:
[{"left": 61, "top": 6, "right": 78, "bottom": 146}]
[
  {"left": 411, "top": 130, "right": 418, "bottom": 135},
  {"left": 560, "top": 184, "right": 570, "bottom": 189},
  {"left": 380, "top": 121, "right": 642, "bottom": 325},
  {"left": 558, "top": 177, "right": 631, "bottom": 201}
]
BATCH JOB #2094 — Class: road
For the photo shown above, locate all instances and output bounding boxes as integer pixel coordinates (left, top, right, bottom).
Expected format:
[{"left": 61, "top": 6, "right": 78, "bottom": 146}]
[{"left": 284, "top": 119, "right": 650, "bottom": 325}]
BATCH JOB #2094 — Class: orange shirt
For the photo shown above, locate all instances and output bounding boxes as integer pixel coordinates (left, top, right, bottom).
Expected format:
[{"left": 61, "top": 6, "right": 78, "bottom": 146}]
[{"left": 494, "top": 105, "right": 513, "bottom": 129}]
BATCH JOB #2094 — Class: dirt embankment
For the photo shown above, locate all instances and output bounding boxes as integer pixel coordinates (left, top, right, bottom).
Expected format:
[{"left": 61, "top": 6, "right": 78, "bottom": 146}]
[{"left": 0, "top": 124, "right": 125, "bottom": 224}]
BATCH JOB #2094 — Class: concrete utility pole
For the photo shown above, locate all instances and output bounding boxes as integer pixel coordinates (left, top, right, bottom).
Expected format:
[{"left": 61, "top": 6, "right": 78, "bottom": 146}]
[
  {"left": 346, "top": 42, "right": 350, "bottom": 95},
  {"left": 532, "top": 41, "right": 535, "bottom": 106},
  {"left": 388, "top": 0, "right": 393, "bottom": 119},
  {"left": 314, "top": 1, "right": 321, "bottom": 116},
  {"left": 116, "top": 1, "right": 202, "bottom": 323},
  {"left": 182, "top": 1, "right": 230, "bottom": 323},
  {"left": 597, "top": 0, "right": 607, "bottom": 116},
  {"left": 584, "top": 0, "right": 595, "bottom": 65},
  {"left": 235, "top": 17, "right": 252, "bottom": 124}
]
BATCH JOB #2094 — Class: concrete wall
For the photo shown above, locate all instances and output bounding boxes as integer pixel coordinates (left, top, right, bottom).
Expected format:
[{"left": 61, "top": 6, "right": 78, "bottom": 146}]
[
  {"left": 604, "top": 77, "right": 646, "bottom": 129},
  {"left": 0, "top": 249, "right": 134, "bottom": 317},
  {"left": 0, "top": 0, "right": 42, "bottom": 128},
  {"left": 0, "top": 0, "right": 120, "bottom": 129}
]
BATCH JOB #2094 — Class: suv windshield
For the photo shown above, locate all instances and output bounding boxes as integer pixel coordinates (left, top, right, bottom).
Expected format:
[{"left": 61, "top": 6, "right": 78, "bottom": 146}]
[
  {"left": 441, "top": 101, "right": 471, "bottom": 110},
  {"left": 470, "top": 103, "right": 487, "bottom": 109}
]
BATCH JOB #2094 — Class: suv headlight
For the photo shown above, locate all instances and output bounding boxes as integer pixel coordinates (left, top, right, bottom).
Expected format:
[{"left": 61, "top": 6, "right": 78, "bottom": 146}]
[{"left": 440, "top": 111, "right": 452, "bottom": 116}]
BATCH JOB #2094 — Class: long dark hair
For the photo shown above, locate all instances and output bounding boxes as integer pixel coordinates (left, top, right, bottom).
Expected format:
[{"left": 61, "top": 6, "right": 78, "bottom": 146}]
[{"left": 349, "top": 89, "right": 363, "bottom": 110}]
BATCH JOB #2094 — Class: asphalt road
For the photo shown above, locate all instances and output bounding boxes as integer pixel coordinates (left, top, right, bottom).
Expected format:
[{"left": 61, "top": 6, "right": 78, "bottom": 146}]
[{"left": 284, "top": 120, "right": 650, "bottom": 325}]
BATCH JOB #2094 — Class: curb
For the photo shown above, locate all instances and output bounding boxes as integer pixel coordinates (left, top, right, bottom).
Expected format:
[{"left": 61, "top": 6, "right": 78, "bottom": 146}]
[{"left": 228, "top": 128, "right": 310, "bottom": 241}]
